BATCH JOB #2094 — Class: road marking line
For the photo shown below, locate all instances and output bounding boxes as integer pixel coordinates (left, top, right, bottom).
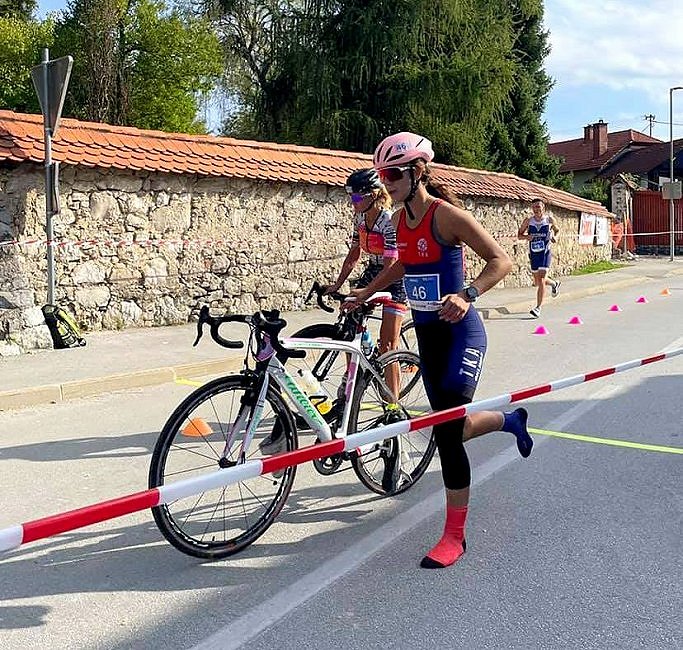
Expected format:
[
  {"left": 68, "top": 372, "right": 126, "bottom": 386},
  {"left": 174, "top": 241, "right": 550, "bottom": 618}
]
[
  {"left": 661, "top": 336, "right": 683, "bottom": 354},
  {"left": 175, "top": 378, "right": 203, "bottom": 387},
  {"left": 190, "top": 386, "right": 617, "bottom": 650},
  {"left": 530, "top": 427, "right": 683, "bottom": 455}
]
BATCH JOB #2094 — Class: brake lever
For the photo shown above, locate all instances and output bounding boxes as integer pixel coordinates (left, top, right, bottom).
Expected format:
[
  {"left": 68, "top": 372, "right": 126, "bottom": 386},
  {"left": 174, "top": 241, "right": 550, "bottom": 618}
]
[
  {"left": 193, "top": 305, "right": 210, "bottom": 347},
  {"left": 304, "top": 281, "right": 320, "bottom": 305},
  {"left": 254, "top": 311, "right": 306, "bottom": 359},
  {"left": 317, "top": 292, "right": 335, "bottom": 313}
]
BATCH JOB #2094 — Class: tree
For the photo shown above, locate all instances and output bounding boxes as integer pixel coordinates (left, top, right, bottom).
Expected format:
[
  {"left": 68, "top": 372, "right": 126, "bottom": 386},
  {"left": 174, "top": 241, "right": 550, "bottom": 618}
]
[
  {"left": 0, "top": 0, "right": 37, "bottom": 20},
  {"left": 52, "top": 0, "right": 223, "bottom": 132},
  {"left": 199, "top": 0, "right": 306, "bottom": 139},
  {"left": 208, "top": 0, "right": 517, "bottom": 168},
  {"left": 485, "top": 0, "right": 566, "bottom": 187},
  {"left": 579, "top": 178, "right": 610, "bottom": 207},
  {"left": 53, "top": 0, "right": 123, "bottom": 123},
  {"left": 0, "top": 15, "right": 53, "bottom": 113}
]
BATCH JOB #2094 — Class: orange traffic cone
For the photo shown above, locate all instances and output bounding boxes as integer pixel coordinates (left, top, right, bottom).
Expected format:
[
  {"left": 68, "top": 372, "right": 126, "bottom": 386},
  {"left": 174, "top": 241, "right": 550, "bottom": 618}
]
[
  {"left": 181, "top": 417, "right": 212, "bottom": 437},
  {"left": 660, "top": 288, "right": 671, "bottom": 296}
]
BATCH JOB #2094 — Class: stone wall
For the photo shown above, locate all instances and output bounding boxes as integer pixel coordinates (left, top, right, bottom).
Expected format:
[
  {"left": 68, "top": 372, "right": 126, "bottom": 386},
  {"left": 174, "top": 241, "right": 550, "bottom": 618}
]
[{"left": 0, "top": 163, "right": 610, "bottom": 353}]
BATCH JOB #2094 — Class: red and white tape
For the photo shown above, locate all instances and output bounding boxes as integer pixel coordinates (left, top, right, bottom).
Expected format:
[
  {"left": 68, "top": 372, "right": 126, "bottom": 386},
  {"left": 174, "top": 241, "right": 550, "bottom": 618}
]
[
  {"left": 0, "top": 347, "right": 681, "bottom": 554},
  {"left": 2, "top": 231, "right": 682, "bottom": 250},
  {"left": 0, "top": 237, "right": 231, "bottom": 250}
]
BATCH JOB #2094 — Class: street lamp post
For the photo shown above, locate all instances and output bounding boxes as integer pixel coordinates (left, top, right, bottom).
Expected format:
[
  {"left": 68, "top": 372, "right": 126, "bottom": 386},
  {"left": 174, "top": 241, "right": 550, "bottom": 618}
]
[{"left": 669, "top": 86, "right": 683, "bottom": 262}]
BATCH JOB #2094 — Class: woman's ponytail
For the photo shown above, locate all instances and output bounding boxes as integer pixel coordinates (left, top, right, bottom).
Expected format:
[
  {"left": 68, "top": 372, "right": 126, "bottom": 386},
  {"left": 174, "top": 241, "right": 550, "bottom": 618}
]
[{"left": 415, "top": 160, "right": 464, "bottom": 208}]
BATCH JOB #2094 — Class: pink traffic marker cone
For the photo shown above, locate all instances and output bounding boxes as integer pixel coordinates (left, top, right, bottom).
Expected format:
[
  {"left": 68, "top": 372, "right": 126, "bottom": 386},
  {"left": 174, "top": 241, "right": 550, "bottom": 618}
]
[
  {"left": 533, "top": 324, "right": 549, "bottom": 335},
  {"left": 568, "top": 315, "right": 583, "bottom": 325},
  {"left": 608, "top": 304, "right": 622, "bottom": 312},
  {"left": 636, "top": 295, "right": 648, "bottom": 303}
]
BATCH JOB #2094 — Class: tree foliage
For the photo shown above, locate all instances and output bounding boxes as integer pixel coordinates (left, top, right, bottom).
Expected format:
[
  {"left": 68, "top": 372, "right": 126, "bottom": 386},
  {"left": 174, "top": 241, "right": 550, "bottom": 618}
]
[
  {"left": 0, "top": 0, "right": 37, "bottom": 20},
  {"left": 51, "top": 0, "right": 223, "bottom": 132},
  {"left": 208, "top": 1, "right": 518, "bottom": 168},
  {"left": 205, "top": 0, "right": 567, "bottom": 182},
  {"left": 485, "top": 0, "right": 567, "bottom": 187},
  {"left": 0, "top": 15, "right": 53, "bottom": 113},
  {"left": 579, "top": 178, "right": 610, "bottom": 207}
]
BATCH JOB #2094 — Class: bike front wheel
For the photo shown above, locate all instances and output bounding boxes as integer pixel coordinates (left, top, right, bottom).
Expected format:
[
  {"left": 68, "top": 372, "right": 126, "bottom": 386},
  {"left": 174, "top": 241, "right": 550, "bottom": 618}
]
[
  {"left": 350, "top": 350, "right": 435, "bottom": 496},
  {"left": 149, "top": 374, "right": 298, "bottom": 559},
  {"left": 399, "top": 318, "right": 417, "bottom": 352}
]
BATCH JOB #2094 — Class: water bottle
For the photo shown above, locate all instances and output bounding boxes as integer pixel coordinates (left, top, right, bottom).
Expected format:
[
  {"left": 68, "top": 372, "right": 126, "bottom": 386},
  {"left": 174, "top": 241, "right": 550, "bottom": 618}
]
[
  {"left": 361, "top": 328, "right": 374, "bottom": 356},
  {"left": 296, "top": 369, "right": 333, "bottom": 415}
]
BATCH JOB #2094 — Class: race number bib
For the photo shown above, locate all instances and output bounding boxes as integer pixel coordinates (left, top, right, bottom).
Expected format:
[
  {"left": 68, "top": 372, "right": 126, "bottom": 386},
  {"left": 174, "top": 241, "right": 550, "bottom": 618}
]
[
  {"left": 404, "top": 274, "right": 442, "bottom": 311},
  {"left": 530, "top": 239, "right": 546, "bottom": 253}
]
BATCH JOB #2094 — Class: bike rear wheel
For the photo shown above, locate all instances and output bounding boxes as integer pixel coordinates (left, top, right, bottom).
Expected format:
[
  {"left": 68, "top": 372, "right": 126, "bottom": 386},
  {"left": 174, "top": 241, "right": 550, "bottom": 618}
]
[
  {"left": 350, "top": 350, "right": 435, "bottom": 496},
  {"left": 149, "top": 374, "right": 297, "bottom": 559}
]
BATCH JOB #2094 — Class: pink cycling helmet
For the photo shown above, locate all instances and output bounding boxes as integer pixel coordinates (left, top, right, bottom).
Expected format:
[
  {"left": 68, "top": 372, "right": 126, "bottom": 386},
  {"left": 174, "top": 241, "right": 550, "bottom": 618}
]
[{"left": 373, "top": 132, "right": 434, "bottom": 169}]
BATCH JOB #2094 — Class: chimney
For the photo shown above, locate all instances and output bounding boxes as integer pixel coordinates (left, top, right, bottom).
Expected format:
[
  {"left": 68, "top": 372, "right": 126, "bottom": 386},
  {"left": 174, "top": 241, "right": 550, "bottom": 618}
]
[
  {"left": 583, "top": 125, "right": 593, "bottom": 143},
  {"left": 592, "top": 120, "right": 608, "bottom": 158}
]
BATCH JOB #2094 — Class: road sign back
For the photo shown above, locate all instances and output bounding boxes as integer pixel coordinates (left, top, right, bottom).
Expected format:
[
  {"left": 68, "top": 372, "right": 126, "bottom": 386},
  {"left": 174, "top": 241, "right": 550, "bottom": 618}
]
[{"left": 31, "top": 55, "right": 73, "bottom": 136}]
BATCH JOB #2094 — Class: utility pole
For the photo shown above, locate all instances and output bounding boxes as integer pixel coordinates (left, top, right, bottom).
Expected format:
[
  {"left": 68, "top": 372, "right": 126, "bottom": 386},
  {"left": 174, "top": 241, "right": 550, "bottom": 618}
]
[{"left": 644, "top": 114, "right": 656, "bottom": 137}]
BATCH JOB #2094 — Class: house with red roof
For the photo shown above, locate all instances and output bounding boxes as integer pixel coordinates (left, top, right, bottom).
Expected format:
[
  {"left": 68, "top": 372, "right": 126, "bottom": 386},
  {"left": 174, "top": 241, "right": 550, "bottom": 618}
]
[{"left": 548, "top": 120, "right": 661, "bottom": 192}]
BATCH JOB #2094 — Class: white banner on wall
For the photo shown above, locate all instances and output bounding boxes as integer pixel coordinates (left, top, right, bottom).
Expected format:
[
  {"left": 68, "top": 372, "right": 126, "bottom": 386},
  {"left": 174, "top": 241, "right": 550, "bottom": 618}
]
[
  {"left": 594, "top": 216, "right": 609, "bottom": 245},
  {"left": 579, "top": 213, "right": 597, "bottom": 245}
]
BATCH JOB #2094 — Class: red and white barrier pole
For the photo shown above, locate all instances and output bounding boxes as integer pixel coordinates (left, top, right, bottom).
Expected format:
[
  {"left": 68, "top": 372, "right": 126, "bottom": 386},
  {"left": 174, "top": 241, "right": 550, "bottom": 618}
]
[{"left": 0, "top": 347, "right": 681, "bottom": 554}]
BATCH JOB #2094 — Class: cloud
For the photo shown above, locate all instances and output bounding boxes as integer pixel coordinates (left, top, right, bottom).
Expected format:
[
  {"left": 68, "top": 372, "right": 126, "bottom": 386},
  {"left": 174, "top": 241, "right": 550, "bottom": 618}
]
[{"left": 545, "top": 0, "right": 683, "bottom": 101}]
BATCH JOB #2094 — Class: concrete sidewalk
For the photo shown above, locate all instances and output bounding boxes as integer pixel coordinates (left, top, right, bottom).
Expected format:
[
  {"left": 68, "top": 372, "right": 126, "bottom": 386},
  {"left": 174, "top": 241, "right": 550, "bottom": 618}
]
[{"left": 1, "top": 258, "right": 681, "bottom": 410}]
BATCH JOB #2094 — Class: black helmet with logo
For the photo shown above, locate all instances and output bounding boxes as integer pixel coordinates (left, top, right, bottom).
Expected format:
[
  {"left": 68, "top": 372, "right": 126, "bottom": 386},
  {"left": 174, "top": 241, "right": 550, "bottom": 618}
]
[{"left": 345, "top": 168, "right": 383, "bottom": 194}]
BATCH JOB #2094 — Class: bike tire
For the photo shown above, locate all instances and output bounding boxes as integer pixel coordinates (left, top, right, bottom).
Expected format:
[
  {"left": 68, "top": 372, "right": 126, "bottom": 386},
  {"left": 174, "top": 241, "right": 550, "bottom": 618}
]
[
  {"left": 149, "top": 374, "right": 298, "bottom": 559},
  {"left": 350, "top": 350, "right": 436, "bottom": 496},
  {"left": 399, "top": 318, "right": 417, "bottom": 352}
]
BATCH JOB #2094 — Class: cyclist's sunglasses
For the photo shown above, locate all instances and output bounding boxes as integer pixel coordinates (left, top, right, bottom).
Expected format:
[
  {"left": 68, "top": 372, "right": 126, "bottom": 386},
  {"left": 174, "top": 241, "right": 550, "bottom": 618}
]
[
  {"left": 346, "top": 191, "right": 371, "bottom": 203},
  {"left": 377, "top": 165, "right": 412, "bottom": 183}
]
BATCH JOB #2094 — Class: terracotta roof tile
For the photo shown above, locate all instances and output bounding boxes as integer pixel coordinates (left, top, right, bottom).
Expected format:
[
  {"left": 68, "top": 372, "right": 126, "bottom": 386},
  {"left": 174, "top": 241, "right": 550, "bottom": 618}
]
[
  {"left": 598, "top": 138, "right": 683, "bottom": 177},
  {"left": 549, "top": 128, "right": 661, "bottom": 173},
  {"left": 0, "top": 109, "right": 611, "bottom": 216}
]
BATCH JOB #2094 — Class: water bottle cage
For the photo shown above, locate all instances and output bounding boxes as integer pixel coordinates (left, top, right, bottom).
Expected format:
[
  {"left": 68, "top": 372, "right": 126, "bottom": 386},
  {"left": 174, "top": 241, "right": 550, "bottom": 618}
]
[{"left": 310, "top": 395, "right": 332, "bottom": 415}]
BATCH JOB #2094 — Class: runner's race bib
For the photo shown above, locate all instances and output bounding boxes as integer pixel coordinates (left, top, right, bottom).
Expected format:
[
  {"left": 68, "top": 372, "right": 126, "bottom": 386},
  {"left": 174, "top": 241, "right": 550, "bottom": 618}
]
[
  {"left": 530, "top": 238, "right": 546, "bottom": 253},
  {"left": 404, "top": 274, "right": 442, "bottom": 311}
]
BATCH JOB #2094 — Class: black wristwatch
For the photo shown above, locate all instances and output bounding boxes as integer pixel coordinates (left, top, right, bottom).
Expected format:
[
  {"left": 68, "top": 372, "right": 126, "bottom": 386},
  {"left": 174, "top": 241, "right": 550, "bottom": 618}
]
[{"left": 463, "top": 286, "right": 480, "bottom": 303}]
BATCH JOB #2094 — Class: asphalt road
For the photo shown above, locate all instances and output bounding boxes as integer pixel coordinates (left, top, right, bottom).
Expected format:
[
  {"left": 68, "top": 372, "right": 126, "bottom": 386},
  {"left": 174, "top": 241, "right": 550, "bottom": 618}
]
[{"left": 1, "top": 278, "right": 681, "bottom": 650}]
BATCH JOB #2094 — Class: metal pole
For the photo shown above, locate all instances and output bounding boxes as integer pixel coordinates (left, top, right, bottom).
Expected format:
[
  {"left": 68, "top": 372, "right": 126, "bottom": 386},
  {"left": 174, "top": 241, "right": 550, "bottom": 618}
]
[
  {"left": 42, "top": 48, "right": 56, "bottom": 304},
  {"left": 670, "top": 88, "right": 675, "bottom": 262}
]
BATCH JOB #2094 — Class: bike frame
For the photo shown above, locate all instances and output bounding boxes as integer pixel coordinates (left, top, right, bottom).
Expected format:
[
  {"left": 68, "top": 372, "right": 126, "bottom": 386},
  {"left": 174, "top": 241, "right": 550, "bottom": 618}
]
[{"left": 225, "top": 333, "right": 394, "bottom": 464}]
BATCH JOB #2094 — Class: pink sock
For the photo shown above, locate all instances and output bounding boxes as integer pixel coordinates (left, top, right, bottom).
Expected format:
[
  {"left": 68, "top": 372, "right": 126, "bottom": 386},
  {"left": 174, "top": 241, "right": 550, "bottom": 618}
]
[{"left": 420, "top": 505, "right": 468, "bottom": 569}]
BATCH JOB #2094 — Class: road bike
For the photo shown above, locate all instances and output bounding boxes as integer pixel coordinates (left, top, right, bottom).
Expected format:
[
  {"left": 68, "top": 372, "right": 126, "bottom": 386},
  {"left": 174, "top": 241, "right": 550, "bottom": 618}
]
[{"left": 149, "top": 297, "right": 435, "bottom": 559}]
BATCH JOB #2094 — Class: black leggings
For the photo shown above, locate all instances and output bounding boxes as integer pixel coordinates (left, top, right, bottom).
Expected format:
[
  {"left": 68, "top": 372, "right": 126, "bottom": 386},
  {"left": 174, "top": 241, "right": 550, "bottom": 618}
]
[
  {"left": 430, "top": 386, "right": 475, "bottom": 491},
  {"left": 415, "top": 318, "right": 486, "bottom": 491}
]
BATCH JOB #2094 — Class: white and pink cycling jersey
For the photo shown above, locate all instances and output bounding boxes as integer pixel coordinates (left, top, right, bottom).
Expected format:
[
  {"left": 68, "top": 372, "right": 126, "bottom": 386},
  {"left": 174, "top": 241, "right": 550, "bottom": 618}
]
[{"left": 351, "top": 209, "right": 399, "bottom": 266}]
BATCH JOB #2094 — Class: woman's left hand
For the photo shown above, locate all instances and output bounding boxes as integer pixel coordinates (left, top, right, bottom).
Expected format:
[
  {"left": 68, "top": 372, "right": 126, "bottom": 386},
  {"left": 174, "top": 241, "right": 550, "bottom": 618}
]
[{"left": 439, "top": 293, "right": 470, "bottom": 323}]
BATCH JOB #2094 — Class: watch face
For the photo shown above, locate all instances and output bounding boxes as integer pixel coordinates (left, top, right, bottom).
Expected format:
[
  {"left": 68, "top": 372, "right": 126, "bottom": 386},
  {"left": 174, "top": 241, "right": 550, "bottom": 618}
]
[{"left": 466, "top": 287, "right": 478, "bottom": 301}]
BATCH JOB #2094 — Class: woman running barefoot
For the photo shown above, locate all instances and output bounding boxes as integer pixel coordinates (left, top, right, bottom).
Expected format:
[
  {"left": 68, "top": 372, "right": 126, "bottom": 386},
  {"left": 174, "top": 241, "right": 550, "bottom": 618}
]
[{"left": 352, "top": 132, "right": 533, "bottom": 569}]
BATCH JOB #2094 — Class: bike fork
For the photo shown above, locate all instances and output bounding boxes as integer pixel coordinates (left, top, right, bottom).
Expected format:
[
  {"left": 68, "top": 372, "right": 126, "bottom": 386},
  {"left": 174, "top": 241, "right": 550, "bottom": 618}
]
[{"left": 221, "top": 375, "right": 270, "bottom": 464}]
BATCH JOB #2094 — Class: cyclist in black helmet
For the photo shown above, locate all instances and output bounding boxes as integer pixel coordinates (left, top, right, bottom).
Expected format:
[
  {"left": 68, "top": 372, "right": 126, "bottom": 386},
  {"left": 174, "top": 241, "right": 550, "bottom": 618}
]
[{"left": 325, "top": 169, "right": 408, "bottom": 424}]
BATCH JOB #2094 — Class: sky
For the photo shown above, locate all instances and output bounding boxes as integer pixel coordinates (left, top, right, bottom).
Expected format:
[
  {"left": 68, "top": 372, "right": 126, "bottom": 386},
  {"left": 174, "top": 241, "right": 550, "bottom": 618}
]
[{"left": 37, "top": 0, "right": 683, "bottom": 142}]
